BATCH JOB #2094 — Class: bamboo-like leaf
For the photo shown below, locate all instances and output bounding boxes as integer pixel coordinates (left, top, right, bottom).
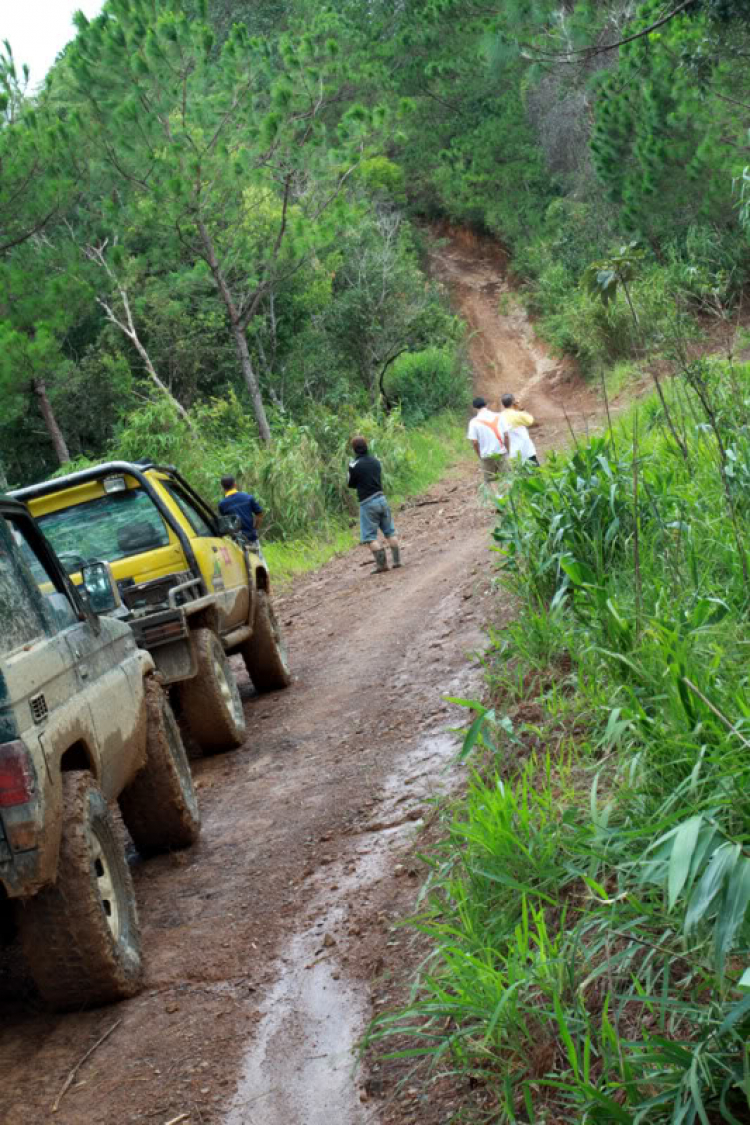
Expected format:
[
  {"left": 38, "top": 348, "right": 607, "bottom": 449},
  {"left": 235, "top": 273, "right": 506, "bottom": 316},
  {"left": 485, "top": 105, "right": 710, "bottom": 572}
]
[
  {"left": 484, "top": 979, "right": 524, "bottom": 1043},
  {"left": 720, "top": 1073, "right": 748, "bottom": 1125},
  {"left": 688, "top": 1055, "right": 711, "bottom": 1125},
  {"left": 643, "top": 1036, "right": 695, "bottom": 1065},
  {"left": 668, "top": 815, "right": 703, "bottom": 910},
  {"left": 717, "top": 992, "right": 750, "bottom": 1037},
  {"left": 560, "top": 556, "right": 598, "bottom": 587},
  {"left": 579, "top": 1085, "right": 634, "bottom": 1123},
  {"left": 553, "top": 991, "right": 578, "bottom": 1079},
  {"left": 685, "top": 842, "right": 739, "bottom": 934},
  {"left": 686, "top": 825, "right": 718, "bottom": 891},
  {"left": 470, "top": 867, "right": 556, "bottom": 905},
  {"left": 716, "top": 857, "right": 750, "bottom": 972},
  {"left": 450, "top": 705, "right": 495, "bottom": 762}
]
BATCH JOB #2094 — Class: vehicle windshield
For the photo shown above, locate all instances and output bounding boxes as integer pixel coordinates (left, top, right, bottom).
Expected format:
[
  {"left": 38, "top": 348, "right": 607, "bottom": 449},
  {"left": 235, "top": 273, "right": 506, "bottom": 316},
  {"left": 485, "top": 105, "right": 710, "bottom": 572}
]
[{"left": 36, "top": 488, "right": 171, "bottom": 571}]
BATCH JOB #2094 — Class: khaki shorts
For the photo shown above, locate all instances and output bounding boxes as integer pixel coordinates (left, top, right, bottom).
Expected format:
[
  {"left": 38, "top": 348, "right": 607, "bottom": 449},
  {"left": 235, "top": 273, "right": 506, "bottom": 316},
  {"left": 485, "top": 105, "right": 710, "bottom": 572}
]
[{"left": 480, "top": 455, "right": 508, "bottom": 481}]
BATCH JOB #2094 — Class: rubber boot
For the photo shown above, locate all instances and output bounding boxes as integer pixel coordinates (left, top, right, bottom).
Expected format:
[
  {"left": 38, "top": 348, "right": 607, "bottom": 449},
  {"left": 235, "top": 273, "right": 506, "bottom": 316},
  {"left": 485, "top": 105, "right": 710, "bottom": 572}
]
[
  {"left": 372, "top": 548, "right": 388, "bottom": 573},
  {"left": 390, "top": 544, "right": 402, "bottom": 569}
]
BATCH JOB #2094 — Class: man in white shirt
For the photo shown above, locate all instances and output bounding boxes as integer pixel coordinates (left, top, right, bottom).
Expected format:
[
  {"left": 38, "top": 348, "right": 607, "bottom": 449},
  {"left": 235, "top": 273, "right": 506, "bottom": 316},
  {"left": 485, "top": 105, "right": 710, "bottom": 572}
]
[{"left": 466, "top": 396, "right": 510, "bottom": 481}]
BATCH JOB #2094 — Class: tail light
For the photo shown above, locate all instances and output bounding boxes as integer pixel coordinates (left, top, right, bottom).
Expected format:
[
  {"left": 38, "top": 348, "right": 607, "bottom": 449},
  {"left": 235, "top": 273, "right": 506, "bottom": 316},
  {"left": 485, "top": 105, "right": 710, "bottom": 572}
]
[{"left": 0, "top": 742, "right": 35, "bottom": 807}]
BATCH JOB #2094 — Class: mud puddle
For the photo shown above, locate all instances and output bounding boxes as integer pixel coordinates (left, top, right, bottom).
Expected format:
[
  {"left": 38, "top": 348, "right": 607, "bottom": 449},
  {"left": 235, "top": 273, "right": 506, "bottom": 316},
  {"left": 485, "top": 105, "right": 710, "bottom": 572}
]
[{"left": 226, "top": 715, "right": 469, "bottom": 1125}]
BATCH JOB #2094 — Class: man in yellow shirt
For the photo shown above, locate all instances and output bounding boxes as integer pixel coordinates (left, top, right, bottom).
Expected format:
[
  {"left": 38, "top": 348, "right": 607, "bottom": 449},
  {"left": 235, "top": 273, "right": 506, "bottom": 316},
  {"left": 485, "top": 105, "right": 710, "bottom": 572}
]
[
  {"left": 500, "top": 394, "right": 539, "bottom": 466},
  {"left": 500, "top": 393, "right": 534, "bottom": 430}
]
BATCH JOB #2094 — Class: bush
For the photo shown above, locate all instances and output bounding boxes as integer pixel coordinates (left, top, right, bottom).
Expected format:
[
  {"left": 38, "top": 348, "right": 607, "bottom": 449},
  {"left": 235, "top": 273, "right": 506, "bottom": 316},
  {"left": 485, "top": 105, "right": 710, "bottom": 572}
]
[{"left": 387, "top": 346, "right": 470, "bottom": 424}]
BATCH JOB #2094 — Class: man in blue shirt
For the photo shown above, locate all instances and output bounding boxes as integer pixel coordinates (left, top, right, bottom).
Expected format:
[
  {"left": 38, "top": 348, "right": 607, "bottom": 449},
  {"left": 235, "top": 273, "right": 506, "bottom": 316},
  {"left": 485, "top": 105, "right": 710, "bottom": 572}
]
[{"left": 219, "top": 475, "right": 263, "bottom": 544}]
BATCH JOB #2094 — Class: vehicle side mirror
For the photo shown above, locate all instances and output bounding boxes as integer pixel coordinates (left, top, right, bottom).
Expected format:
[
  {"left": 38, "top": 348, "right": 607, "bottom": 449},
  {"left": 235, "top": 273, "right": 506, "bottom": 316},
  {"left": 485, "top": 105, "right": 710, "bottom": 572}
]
[
  {"left": 80, "top": 560, "right": 122, "bottom": 616},
  {"left": 217, "top": 514, "right": 241, "bottom": 536}
]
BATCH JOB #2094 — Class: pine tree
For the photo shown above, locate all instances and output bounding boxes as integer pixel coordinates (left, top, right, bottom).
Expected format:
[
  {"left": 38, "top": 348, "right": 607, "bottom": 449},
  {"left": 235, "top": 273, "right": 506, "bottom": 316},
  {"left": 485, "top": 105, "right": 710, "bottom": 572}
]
[{"left": 64, "top": 0, "right": 384, "bottom": 443}]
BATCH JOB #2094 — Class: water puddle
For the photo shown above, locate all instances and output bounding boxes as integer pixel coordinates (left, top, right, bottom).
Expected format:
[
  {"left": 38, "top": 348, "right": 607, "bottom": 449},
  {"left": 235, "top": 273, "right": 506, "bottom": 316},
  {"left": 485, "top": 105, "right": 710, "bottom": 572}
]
[
  {"left": 224, "top": 920, "right": 369, "bottom": 1125},
  {"left": 224, "top": 719, "right": 470, "bottom": 1125}
]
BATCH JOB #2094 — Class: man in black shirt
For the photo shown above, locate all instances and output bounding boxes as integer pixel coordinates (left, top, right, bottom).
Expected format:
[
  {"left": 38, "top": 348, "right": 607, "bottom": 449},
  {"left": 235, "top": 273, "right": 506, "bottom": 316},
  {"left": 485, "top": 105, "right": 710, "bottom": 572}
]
[{"left": 347, "top": 436, "right": 401, "bottom": 573}]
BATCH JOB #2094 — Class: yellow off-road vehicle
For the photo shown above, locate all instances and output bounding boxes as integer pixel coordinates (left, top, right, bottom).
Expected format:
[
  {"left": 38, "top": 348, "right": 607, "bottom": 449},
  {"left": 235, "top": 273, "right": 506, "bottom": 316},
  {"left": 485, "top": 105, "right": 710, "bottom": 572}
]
[{"left": 12, "top": 462, "right": 290, "bottom": 755}]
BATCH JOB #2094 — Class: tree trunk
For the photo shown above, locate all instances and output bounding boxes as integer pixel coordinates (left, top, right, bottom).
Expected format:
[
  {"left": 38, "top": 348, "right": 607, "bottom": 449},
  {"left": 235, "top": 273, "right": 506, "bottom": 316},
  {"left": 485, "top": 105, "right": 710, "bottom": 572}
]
[
  {"left": 232, "top": 323, "right": 272, "bottom": 444},
  {"left": 198, "top": 221, "right": 272, "bottom": 444},
  {"left": 32, "top": 379, "right": 70, "bottom": 465},
  {"left": 127, "top": 328, "right": 194, "bottom": 430}
]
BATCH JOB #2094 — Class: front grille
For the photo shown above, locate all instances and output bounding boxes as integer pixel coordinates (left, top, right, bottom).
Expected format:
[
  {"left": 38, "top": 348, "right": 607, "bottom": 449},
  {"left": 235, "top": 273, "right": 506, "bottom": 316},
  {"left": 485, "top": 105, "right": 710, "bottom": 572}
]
[
  {"left": 30, "top": 694, "right": 48, "bottom": 725},
  {"left": 121, "top": 571, "right": 193, "bottom": 613}
]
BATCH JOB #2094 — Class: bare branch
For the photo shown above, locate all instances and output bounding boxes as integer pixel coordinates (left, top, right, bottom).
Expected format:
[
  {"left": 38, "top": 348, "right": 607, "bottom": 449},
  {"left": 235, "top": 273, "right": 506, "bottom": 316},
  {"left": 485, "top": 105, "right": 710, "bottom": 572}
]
[
  {"left": 519, "top": 0, "right": 697, "bottom": 64},
  {"left": 84, "top": 241, "right": 195, "bottom": 429}
]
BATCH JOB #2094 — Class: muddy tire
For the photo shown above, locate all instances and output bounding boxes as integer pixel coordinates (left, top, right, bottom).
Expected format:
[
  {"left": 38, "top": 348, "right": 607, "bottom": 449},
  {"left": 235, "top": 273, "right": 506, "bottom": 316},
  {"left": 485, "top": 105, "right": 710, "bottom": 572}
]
[
  {"left": 177, "top": 627, "right": 245, "bottom": 754},
  {"left": 241, "top": 590, "right": 291, "bottom": 692},
  {"left": 119, "top": 680, "right": 201, "bottom": 855},
  {"left": 17, "top": 772, "right": 142, "bottom": 1010}
]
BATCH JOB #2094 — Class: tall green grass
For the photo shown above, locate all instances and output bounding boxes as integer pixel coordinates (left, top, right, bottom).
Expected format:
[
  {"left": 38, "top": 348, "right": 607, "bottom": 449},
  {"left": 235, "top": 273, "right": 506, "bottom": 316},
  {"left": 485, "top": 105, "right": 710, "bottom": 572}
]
[{"left": 366, "top": 360, "right": 750, "bottom": 1123}]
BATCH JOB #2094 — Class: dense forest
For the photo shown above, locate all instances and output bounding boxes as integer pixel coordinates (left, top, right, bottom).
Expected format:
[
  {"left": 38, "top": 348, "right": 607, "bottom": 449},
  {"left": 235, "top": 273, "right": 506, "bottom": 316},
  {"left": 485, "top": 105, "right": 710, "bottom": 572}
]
[{"left": 3, "top": 0, "right": 750, "bottom": 524}]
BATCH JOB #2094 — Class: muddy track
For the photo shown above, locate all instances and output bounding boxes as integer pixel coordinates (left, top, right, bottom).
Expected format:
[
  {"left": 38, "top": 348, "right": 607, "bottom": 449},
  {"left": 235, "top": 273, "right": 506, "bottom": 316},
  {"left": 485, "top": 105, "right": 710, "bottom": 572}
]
[{"left": 0, "top": 228, "right": 600, "bottom": 1125}]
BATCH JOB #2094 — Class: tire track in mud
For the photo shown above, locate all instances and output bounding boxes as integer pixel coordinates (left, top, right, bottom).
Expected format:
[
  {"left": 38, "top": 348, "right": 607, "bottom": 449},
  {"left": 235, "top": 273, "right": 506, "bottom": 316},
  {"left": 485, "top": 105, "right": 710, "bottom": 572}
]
[{"left": 0, "top": 226, "right": 600, "bottom": 1125}]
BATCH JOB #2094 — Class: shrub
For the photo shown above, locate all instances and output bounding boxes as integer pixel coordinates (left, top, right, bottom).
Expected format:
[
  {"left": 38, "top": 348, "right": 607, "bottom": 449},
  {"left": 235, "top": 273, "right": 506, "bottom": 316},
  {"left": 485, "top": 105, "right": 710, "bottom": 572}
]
[{"left": 387, "top": 346, "right": 470, "bottom": 424}]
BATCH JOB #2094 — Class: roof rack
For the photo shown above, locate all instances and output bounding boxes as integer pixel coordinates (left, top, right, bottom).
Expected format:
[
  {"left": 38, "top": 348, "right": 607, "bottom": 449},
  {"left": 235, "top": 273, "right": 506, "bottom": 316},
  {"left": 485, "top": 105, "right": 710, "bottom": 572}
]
[{"left": 10, "top": 461, "right": 160, "bottom": 502}]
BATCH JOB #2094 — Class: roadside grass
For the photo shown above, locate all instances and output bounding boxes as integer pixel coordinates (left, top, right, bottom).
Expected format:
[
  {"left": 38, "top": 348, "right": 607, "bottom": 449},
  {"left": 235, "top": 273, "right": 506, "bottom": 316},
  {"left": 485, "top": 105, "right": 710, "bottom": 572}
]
[
  {"left": 604, "top": 358, "right": 639, "bottom": 400},
  {"left": 365, "top": 360, "right": 750, "bottom": 1123},
  {"left": 390, "top": 412, "right": 471, "bottom": 502},
  {"left": 264, "top": 524, "right": 357, "bottom": 586}
]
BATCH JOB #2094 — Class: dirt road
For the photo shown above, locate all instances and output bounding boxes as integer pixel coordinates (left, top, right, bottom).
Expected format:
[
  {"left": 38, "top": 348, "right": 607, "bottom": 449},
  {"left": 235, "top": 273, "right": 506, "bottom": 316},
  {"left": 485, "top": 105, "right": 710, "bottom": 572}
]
[{"left": 0, "top": 228, "right": 599, "bottom": 1125}]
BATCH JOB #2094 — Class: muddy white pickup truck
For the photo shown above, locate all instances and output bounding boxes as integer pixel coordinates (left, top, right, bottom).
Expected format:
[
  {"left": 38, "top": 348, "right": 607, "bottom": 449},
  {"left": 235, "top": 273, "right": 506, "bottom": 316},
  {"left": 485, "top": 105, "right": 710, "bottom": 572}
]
[{"left": 0, "top": 494, "right": 200, "bottom": 1009}]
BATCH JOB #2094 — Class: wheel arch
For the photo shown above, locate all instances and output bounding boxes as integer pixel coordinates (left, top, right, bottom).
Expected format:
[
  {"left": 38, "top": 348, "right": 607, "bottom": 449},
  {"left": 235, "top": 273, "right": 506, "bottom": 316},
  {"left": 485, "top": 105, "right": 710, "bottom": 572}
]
[
  {"left": 187, "top": 604, "right": 220, "bottom": 635},
  {"left": 59, "top": 741, "right": 97, "bottom": 777}
]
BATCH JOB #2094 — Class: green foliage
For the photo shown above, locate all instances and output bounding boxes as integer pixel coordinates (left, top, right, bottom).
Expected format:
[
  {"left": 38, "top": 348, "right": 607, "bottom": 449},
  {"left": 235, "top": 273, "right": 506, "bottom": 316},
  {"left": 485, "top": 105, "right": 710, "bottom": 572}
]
[
  {"left": 4, "top": 0, "right": 750, "bottom": 482},
  {"left": 582, "top": 242, "right": 644, "bottom": 309},
  {"left": 0, "top": 42, "right": 75, "bottom": 254},
  {"left": 107, "top": 390, "right": 438, "bottom": 542},
  {"left": 386, "top": 346, "right": 470, "bottom": 423},
  {"left": 590, "top": 2, "right": 750, "bottom": 244},
  {"left": 313, "top": 210, "right": 461, "bottom": 402},
  {"left": 494, "top": 436, "right": 637, "bottom": 601},
  {"left": 369, "top": 361, "right": 750, "bottom": 1122}
]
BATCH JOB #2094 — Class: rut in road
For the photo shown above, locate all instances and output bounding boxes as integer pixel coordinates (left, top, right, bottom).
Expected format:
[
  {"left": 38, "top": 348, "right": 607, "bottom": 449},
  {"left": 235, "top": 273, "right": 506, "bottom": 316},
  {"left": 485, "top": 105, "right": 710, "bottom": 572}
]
[{"left": 0, "top": 226, "right": 600, "bottom": 1125}]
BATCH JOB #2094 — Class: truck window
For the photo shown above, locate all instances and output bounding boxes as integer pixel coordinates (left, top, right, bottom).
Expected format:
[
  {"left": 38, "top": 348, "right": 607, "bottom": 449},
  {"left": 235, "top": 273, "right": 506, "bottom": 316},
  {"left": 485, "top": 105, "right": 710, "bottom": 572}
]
[
  {"left": 36, "top": 489, "right": 170, "bottom": 567},
  {"left": 0, "top": 518, "right": 50, "bottom": 652},
  {"left": 8, "top": 517, "right": 79, "bottom": 634},
  {"left": 162, "top": 483, "right": 215, "bottom": 538}
]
